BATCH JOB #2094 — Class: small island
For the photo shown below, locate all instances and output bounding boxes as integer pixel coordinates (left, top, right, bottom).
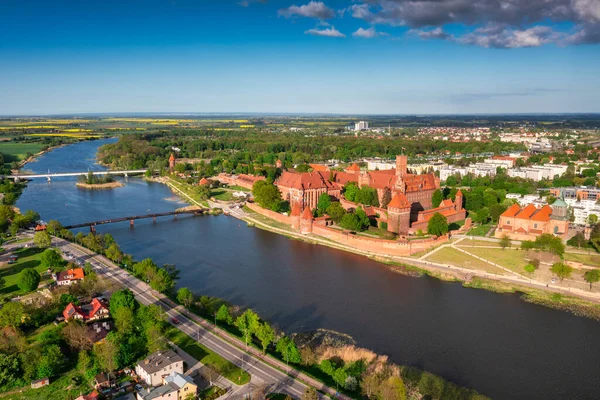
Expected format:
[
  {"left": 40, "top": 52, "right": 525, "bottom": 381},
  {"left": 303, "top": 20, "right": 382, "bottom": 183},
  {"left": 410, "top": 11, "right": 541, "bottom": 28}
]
[{"left": 76, "top": 171, "right": 123, "bottom": 189}]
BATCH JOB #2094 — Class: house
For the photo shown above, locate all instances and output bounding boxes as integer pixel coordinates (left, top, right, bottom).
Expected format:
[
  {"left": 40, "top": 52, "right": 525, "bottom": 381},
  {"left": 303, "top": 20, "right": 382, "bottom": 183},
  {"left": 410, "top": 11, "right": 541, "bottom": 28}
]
[
  {"left": 53, "top": 268, "right": 85, "bottom": 286},
  {"left": 135, "top": 350, "right": 184, "bottom": 387},
  {"left": 31, "top": 378, "right": 50, "bottom": 389},
  {"left": 87, "top": 320, "right": 114, "bottom": 343},
  {"left": 94, "top": 372, "right": 115, "bottom": 391},
  {"left": 75, "top": 390, "right": 101, "bottom": 400},
  {"left": 495, "top": 201, "right": 570, "bottom": 241},
  {"left": 63, "top": 297, "right": 110, "bottom": 322},
  {"left": 136, "top": 372, "right": 197, "bottom": 400}
]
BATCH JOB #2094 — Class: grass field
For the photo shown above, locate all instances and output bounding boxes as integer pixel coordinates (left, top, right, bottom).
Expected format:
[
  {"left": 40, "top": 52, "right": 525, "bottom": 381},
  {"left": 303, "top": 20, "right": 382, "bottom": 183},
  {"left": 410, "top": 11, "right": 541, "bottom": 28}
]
[
  {"left": 466, "top": 223, "right": 494, "bottom": 237},
  {"left": 211, "top": 189, "right": 235, "bottom": 202},
  {"left": 0, "top": 142, "right": 44, "bottom": 161},
  {"left": 0, "top": 247, "right": 46, "bottom": 300},
  {"left": 425, "top": 247, "right": 506, "bottom": 274},
  {"left": 227, "top": 185, "right": 251, "bottom": 192},
  {"left": 465, "top": 247, "right": 530, "bottom": 274},
  {"left": 564, "top": 252, "right": 600, "bottom": 266},
  {"left": 457, "top": 239, "right": 502, "bottom": 247},
  {"left": 165, "top": 327, "right": 251, "bottom": 385}
]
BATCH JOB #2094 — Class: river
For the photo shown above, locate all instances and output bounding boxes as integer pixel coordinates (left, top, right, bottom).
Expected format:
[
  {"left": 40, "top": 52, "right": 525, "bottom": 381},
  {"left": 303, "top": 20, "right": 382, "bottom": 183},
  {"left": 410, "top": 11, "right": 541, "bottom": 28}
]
[{"left": 17, "top": 139, "right": 600, "bottom": 400}]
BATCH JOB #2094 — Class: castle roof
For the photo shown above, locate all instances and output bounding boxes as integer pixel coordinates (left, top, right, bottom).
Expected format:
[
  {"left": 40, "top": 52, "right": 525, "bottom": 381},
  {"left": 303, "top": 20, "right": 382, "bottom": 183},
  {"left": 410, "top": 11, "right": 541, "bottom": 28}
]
[
  {"left": 301, "top": 207, "right": 313, "bottom": 220},
  {"left": 501, "top": 203, "right": 521, "bottom": 218},
  {"left": 346, "top": 163, "right": 361, "bottom": 172},
  {"left": 277, "top": 171, "right": 335, "bottom": 191},
  {"left": 309, "top": 163, "right": 329, "bottom": 172},
  {"left": 388, "top": 193, "right": 410, "bottom": 209}
]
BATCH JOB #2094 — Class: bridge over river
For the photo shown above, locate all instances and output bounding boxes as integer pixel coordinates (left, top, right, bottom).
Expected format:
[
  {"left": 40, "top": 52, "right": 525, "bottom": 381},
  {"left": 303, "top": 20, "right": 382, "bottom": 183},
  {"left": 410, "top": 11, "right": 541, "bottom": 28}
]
[
  {"left": 63, "top": 210, "right": 203, "bottom": 231},
  {"left": 7, "top": 169, "right": 147, "bottom": 181}
]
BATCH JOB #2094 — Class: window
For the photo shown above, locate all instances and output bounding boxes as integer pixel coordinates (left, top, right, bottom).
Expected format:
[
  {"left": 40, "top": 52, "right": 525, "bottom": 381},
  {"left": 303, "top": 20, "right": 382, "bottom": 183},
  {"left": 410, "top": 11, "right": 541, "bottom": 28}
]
[
  {"left": 507, "top": 220, "right": 510, "bottom": 224},
  {"left": 534, "top": 223, "right": 537, "bottom": 228}
]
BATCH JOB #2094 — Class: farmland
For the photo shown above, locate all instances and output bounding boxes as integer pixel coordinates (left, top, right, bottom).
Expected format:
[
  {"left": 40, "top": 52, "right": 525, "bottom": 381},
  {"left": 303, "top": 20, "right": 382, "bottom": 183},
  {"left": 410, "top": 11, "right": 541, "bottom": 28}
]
[{"left": 0, "top": 142, "right": 45, "bottom": 161}]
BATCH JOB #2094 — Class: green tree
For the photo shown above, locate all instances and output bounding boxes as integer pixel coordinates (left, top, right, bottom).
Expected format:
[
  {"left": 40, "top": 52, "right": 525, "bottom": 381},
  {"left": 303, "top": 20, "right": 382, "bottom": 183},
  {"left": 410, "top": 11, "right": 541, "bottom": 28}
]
[
  {"left": 551, "top": 262, "right": 573, "bottom": 282},
  {"left": 427, "top": 213, "right": 449, "bottom": 236},
  {"left": 524, "top": 263, "right": 537, "bottom": 276},
  {"left": 216, "top": 304, "right": 233, "bottom": 326},
  {"left": 109, "top": 289, "right": 138, "bottom": 316},
  {"left": 325, "top": 202, "right": 345, "bottom": 223},
  {"left": 133, "top": 258, "right": 158, "bottom": 280},
  {"left": 588, "top": 214, "right": 598, "bottom": 224},
  {"left": 18, "top": 268, "right": 41, "bottom": 292},
  {"left": 40, "top": 248, "right": 65, "bottom": 271},
  {"left": 317, "top": 193, "right": 331, "bottom": 215},
  {"left": 0, "top": 301, "right": 25, "bottom": 328},
  {"left": 37, "top": 344, "right": 62, "bottom": 378},
  {"left": 235, "top": 309, "right": 259, "bottom": 347},
  {"left": 33, "top": 231, "right": 51, "bottom": 248},
  {"left": 0, "top": 353, "right": 22, "bottom": 388},
  {"left": 114, "top": 307, "right": 135, "bottom": 335},
  {"left": 432, "top": 189, "right": 444, "bottom": 208},
  {"left": 255, "top": 322, "right": 275, "bottom": 354},
  {"left": 252, "top": 180, "right": 284, "bottom": 212},
  {"left": 275, "top": 336, "right": 301, "bottom": 365},
  {"left": 177, "top": 287, "right": 195, "bottom": 309},
  {"left": 344, "top": 182, "right": 359, "bottom": 202},
  {"left": 94, "top": 339, "right": 118, "bottom": 373},
  {"left": 500, "top": 234, "right": 511, "bottom": 250},
  {"left": 534, "top": 234, "right": 565, "bottom": 257},
  {"left": 105, "top": 243, "right": 123, "bottom": 263},
  {"left": 379, "top": 376, "right": 407, "bottom": 400},
  {"left": 150, "top": 268, "right": 174, "bottom": 293},
  {"left": 583, "top": 269, "right": 600, "bottom": 290}
]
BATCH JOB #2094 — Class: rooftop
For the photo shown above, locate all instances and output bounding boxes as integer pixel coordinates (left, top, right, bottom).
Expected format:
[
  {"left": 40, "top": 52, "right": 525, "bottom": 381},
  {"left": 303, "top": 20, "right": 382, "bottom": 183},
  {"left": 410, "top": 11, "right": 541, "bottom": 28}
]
[{"left": 137, "top": 350, "right": 183, "bottom": 375}]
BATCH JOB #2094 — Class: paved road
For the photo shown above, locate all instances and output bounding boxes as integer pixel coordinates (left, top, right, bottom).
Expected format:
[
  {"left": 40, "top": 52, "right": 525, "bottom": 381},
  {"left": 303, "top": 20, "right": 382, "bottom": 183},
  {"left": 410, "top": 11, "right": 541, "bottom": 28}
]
[{"left": 53, "top": 238, "right": 346, "bottom": 400}]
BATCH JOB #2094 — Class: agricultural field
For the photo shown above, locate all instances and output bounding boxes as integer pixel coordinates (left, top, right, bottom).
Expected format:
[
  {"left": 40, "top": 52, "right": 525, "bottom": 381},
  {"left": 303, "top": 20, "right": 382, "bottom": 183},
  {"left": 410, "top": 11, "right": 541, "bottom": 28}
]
[{"left": 0, "top": 142, "right": 44, "bottom": 161}]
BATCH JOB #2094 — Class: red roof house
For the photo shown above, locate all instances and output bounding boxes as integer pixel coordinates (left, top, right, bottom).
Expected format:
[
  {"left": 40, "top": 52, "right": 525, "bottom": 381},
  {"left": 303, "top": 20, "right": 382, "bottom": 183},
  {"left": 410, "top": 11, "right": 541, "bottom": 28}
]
[{"left": 63, "top": 298, "right": 110, "bottom": 322}]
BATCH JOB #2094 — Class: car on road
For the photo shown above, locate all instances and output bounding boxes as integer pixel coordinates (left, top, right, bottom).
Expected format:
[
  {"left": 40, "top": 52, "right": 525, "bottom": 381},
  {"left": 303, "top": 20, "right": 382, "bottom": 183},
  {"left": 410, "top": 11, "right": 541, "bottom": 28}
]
[{"left": 171, "top": 317, "right": 180, "bottom": 325}]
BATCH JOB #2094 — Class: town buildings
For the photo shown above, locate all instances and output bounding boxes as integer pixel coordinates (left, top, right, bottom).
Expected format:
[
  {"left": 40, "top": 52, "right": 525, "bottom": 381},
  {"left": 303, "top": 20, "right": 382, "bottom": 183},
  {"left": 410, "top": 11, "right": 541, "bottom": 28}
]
[
  {"left": 495, "top": 201, "right": 569, "bottom": 240},
  {"left": 63, "top": 297, "right": 110, "bottom": 322},
  {"left": 135, "top": 350, "right": 184, "bottom": 387},
  {"left": 507, "top": 164, "right": 568, "bottom": 181}
]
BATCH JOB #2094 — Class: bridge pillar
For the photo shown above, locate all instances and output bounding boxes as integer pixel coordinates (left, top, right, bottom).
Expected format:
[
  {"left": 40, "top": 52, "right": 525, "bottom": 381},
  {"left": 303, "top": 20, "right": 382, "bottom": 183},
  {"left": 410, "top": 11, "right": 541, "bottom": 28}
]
[
  {"left": 130, "top": 219, "right": 134, "bottom": 227},
  {"left": 153, "top": 217, "right": 156, "bottom": 223},
  {"left": 90, "top": 225, "right": 96, "bottom": 233}
]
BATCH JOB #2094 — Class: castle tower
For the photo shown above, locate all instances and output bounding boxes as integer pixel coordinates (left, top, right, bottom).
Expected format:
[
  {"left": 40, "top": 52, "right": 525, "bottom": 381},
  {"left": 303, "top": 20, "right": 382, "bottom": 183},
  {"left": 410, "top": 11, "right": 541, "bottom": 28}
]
[
  {"left": 169, "top": 153, "right": 176, "bottom": 171},
  {"left": 387, "top": 193, "right": 411, "bottom": 234},
  {"left": 290, "top": 203, "right": 302, "bottom": 231},
  {"left": 300, "top": 207, "right": 313, "bottom": 234},
  {"left": 395, "top": 155, "right": 407, "bottom": 177},
  {"left": 455, "top": 189, "right": 463, "bottom": 211}
]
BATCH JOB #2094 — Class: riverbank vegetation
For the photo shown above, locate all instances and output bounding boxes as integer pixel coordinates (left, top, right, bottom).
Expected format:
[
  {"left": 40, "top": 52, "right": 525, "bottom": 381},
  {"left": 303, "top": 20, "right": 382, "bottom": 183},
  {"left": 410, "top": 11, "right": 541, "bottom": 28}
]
[{"left": 174, "top": 286, "right": 489, "bottom": 400}]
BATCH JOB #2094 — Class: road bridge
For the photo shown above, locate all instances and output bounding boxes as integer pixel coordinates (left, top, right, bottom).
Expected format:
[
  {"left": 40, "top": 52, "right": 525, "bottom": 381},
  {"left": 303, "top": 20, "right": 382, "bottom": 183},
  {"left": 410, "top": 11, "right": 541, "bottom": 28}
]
[
  {"left": 7, "top": 169, "right": 147, "bottom": 181},
  {"left": 63, "top": 210, "right": 202, "bottom": 231}
]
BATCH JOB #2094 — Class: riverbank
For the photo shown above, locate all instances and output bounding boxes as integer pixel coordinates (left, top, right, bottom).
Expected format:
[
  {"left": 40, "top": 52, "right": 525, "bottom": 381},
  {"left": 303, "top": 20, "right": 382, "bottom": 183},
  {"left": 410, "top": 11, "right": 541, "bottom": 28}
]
[
  {"left": 75, "top": 181, "right": 124, "bottom": 190},
  {"left": 231, "top": 202, "right": 600, "bottom": 321}
]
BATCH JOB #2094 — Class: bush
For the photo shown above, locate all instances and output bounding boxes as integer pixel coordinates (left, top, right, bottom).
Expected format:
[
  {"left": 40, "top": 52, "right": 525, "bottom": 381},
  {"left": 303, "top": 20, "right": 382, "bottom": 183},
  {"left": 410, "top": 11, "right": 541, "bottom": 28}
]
[{"left": 18, "top": 268, "right": 41, "bottom": 293}]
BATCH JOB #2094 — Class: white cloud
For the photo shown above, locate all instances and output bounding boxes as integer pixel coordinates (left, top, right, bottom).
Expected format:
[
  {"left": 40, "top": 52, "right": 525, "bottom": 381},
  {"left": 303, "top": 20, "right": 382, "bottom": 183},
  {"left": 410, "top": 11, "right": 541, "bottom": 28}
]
[
  {"left": 279, "top": 1, "right": 335, "bottom": 19},
  {"left": 305, "top": 26, "right": 346, "bottom": 37},
  {"left": 353, "top": 27, "right": 379, "bottom": 38}
]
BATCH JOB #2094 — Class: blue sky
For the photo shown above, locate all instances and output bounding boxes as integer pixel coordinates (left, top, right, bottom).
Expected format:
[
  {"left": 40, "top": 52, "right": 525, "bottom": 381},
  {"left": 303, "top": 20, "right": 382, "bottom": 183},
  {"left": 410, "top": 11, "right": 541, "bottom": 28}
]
[{"left": 1, "top": 0, "right": 599, "bottom": 115}]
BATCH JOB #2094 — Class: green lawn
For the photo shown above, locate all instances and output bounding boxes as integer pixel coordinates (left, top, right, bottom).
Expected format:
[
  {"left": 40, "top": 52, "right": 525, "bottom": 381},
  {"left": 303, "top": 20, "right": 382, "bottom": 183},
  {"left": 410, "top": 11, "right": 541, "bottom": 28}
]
[
  {"left": 466, "top": 223, "right": 494, "bottom": 237},
  {"left": 564, "top": 252, "right": 600, "bottom": 266},
  {"left": 425, "top": 247, "right": 506, "bottom": 274},
  {"left": 199, "top": 386, "right": 227, "bottom": 400},
  {"left": 0, "top": 247, "right": 46, "bottom": 300},
  {"left": 0, "top": 142, "right": 44, "bottom": 162},
  {"left": 465, "top": 247, "right": 530, "bottom": 275},
  {"left": 165, "top": 327, "right": 251, "bottom": 385},
  {"left": 227, "top": 185, "right": 251, "bottom": 192},
  {"left": 211, "top": 189, "right": 234, "bottom": 202},
  {"left": 457, "top": 239, "right": 502, "bottom": 248}
]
